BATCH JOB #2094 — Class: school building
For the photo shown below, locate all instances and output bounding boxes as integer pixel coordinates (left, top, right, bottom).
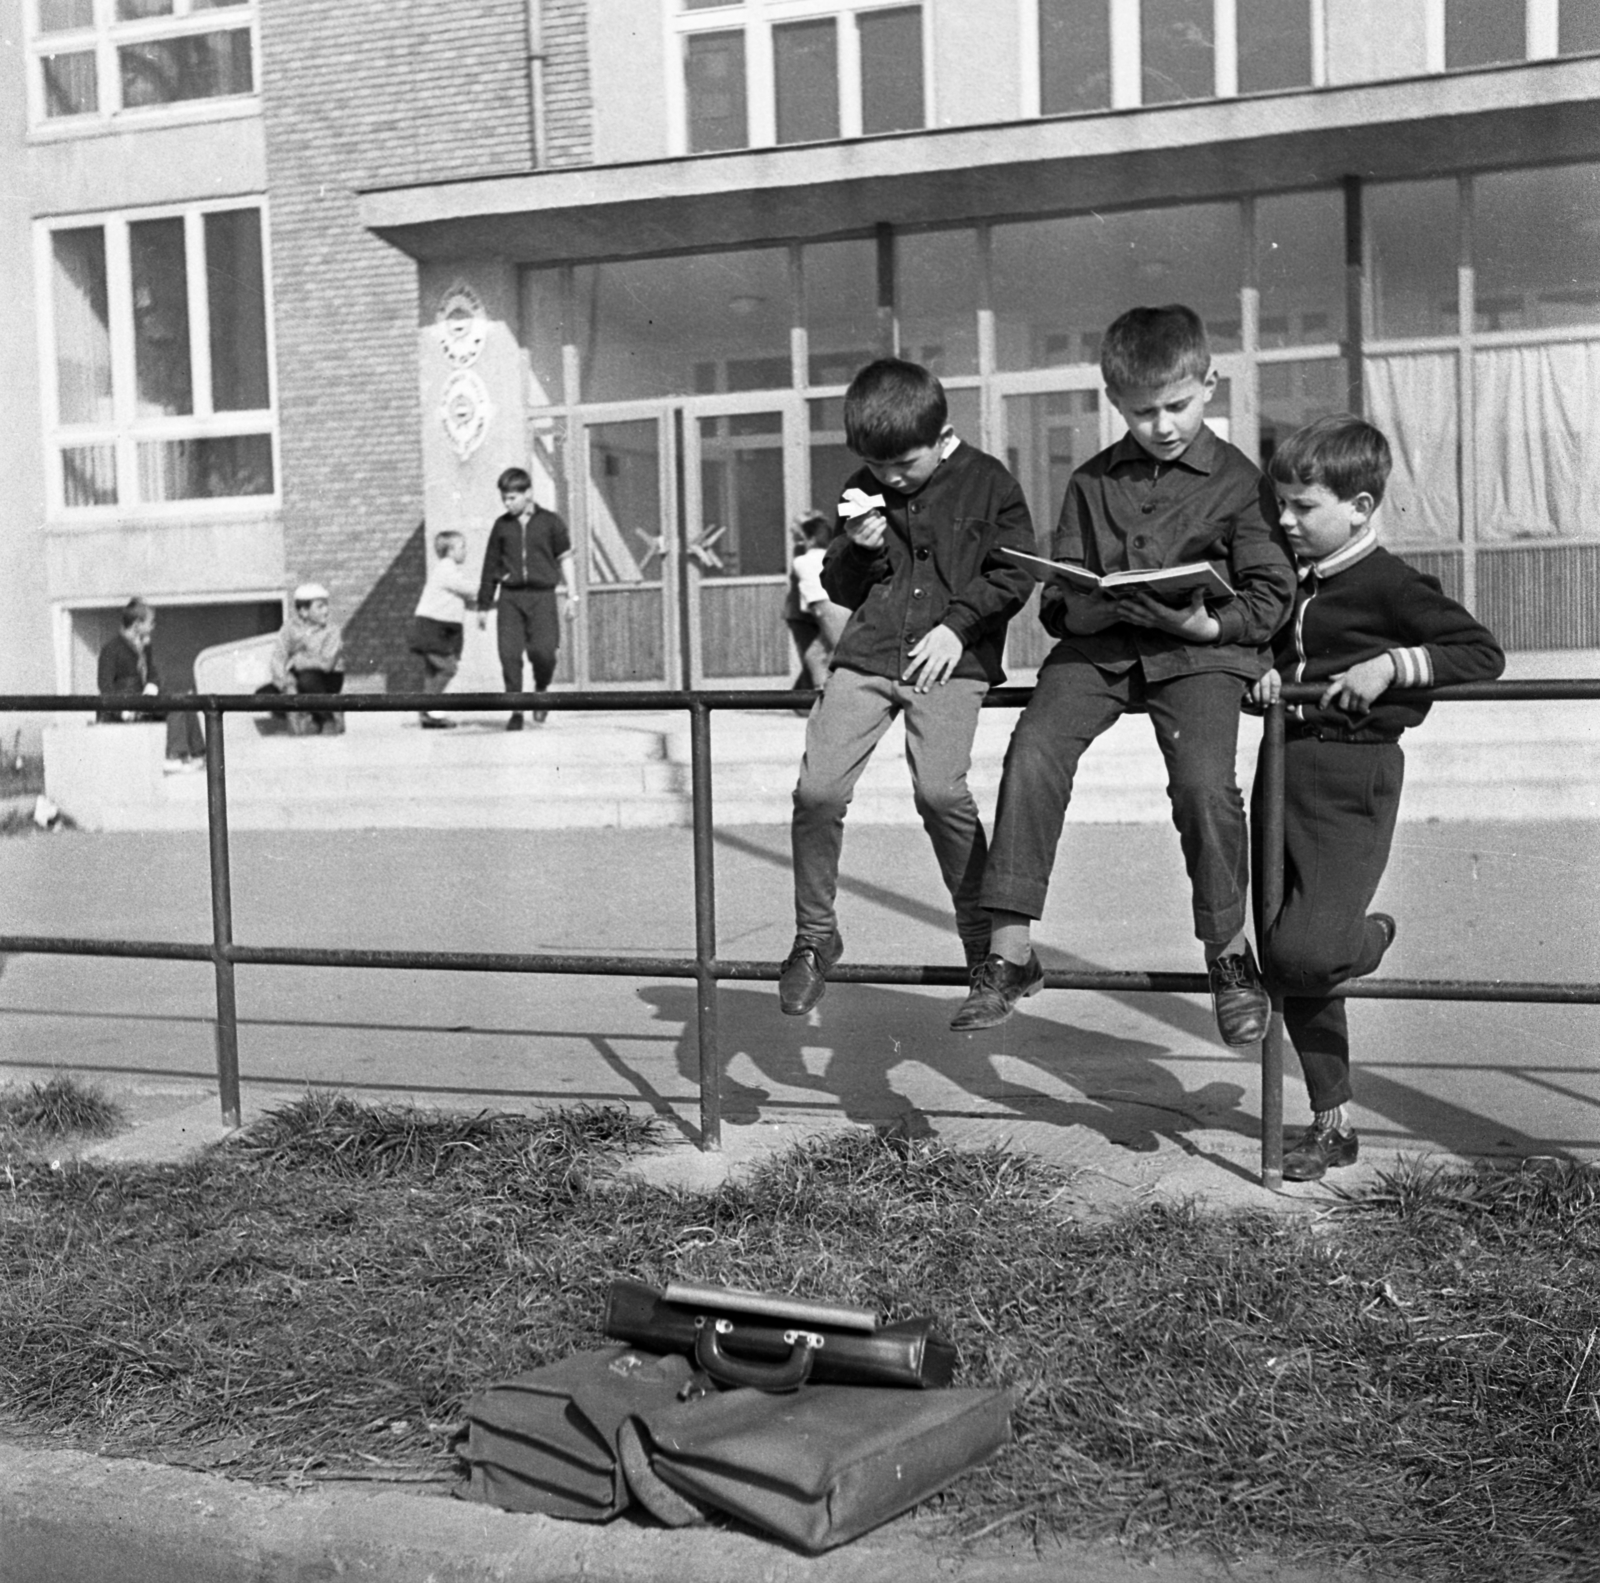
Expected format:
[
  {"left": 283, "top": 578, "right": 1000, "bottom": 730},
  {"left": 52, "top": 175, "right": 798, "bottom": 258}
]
[{"left": 5, "top": 0, "right": 1600, "bottom": 706}]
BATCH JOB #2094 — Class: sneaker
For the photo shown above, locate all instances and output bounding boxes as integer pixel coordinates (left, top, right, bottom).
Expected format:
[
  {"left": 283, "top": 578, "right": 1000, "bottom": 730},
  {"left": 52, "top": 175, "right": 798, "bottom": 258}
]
[
  {"left": 161, "top": 757, "right": 204, "bottom": 775},
  {"left": 419, "top": 714, "right": 457, "bottom": 730},
  {"left": 506, "top": 713, "right": 525, "bottom": 732},
  {"left": 950, "top": 952, "right": 1044, "bottom": 1032},
  {"left": 1209, "top": 943, "right": 1270, "bottom": 1047},
  {"left": 778, "top": 931, "right": 843, "bottom": 1016},
  {"left": 1282, "top": 1120, "right": 1360, "bottom": 1182}
]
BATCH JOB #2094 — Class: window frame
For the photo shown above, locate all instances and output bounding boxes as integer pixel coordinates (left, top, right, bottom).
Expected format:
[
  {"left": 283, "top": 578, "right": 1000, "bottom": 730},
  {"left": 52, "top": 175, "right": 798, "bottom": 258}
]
[
  {"left": 26, "top": 0, "right": 259, "bottom": 134},
  {"left": 35, "top": 196, "right": 280, "bottom": 520},
  {"left": 666, "top": 0, "right": 930, "bottom": 155}
]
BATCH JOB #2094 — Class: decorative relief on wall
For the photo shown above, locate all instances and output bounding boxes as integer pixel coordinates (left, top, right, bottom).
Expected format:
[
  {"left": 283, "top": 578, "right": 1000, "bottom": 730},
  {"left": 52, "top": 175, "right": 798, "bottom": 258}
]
[
  {"left": 439, "top": 369, "right": 494, "bottom": 460},
  {"left": 435, "top": 282, "right": 488, "bottom": 368}
]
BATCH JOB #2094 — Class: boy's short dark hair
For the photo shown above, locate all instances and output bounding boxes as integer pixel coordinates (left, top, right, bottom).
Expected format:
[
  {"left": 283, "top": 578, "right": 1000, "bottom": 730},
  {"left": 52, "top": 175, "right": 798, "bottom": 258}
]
[
  {"left": 1100, "top": 305, "right": 1210, "bottom": 393},
  {"left": 1268, "top": 414, "right": 1393, "bottom": 508},
  {"left": 842, "top": 359, "right": 948, "bottom": 459},
  {"left": 433, "top": 529, "right": 464, "bottom": 558},
  {"left": 795, "top": 510, "right": 831, "bottom": 549},
  {"left": 120, "top": 597, "right": 151, "bottom": 630},
  {"left": 497, "top": 467, "right": 533, "bottom": 493}
]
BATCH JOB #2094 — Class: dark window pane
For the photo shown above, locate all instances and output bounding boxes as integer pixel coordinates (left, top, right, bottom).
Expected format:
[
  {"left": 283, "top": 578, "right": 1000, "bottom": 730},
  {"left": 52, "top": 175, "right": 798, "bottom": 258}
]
[
  {"left": 685, "top": 30, "right": 746, "bottom": 152},
  {"left": 52, "top": 227, "right": 113, "bottom": 424},
  {"left": 898, "top": 229, "right": 978, "bottom": 375},
  {"left": 38, "top": 0, "right": 94, "bottom": 32},
  {"left": 1142, "top": 0, "right": 1213, "bottom": 104},
  {"left": 1445, "top": 0, "right": 1525, "bottom": 69},
  {"left": 859, "top": 6, "right": 922, "bottom": 134},
  {"left": 1040, "top": 0, "right": 1110, "bottom": 114},
  {"left": 192, "top": 0, "right": 250, "bottom": 9},
  {"left": 119, "top": 29, "right": 253, "bottom": 107},
  {"left": 1256, "top": 189, "right": 1346, "bottom": 346},
  {"left": 205, "top": 208, "right": 269, "bottom": 410},
  {"left": 130, "top": 216, "right": 192, "bottom": 417},
  {"left": 1237, "top": 0, "right": 1311, "bottom": 94},
  {"left": 137, "top": 434, "right": 273, "bottom": 501},
  {"left": 116, "top": 0, "right": 172, "bottom": 17},
  {"left": 805, "top": 238, "right": 878, "bottom": 384},
  {"left": 683, "top": 0, "right": 737, "bottom": 8},
  {"left": 62, "top": 445, "right": 118, "bottom": 507},
  {"left": 42, "top": 50, "right": 97, "bottom": 116},
  {"left": 1475, "top": 164, "right": 1600, "bottom": 332},
  {"left": 1367, "top": 179, "right": 1459, "bottom": 338},
  {"left": 1560, "top": 1, "right": 1600, "bottom": 53},
  {"left": 774, "top": 17, "right": 838, "bottom": 144}
]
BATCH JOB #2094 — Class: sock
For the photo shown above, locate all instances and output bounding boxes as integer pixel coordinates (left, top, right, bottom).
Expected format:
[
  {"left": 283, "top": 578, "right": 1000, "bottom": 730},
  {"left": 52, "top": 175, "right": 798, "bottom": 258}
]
[
  {"left": 1204, "top": 929, "right": 1249, "bottom": 965},
  {"left": 1313, "top": 1106, "right": 1350, "bottom": 1133},
  {"left": 988, "top": 913, "right": 1032, "bottom": 966}
]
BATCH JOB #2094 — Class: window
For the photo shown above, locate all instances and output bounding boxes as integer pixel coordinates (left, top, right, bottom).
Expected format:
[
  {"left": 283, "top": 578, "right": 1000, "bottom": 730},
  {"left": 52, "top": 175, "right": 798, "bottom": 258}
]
[
  {"left": 1141, "top": 0, "right": 1214, "bottom": 105},
  {"left": 29, "top": 0, "right": 255, "bottom": 126},
  {"left": 1039, "top": 0, "right": 1111, "bottom": 115},
  {"left": 1561, "top": 0, "right": 1600, "bottom": 54},
  {"left": 1445, "top": 0, "right": 1526, "bottom": 70},
  {"left": 679, "top": 2, "right": 923, "bottom": 153},
  {"left": 43, "top": 202, "right": 275, "bottom": 511}
]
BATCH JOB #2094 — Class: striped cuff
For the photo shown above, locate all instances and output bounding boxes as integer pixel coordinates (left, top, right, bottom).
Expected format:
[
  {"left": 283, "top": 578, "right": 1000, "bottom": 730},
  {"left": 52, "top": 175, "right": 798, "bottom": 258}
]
[{"left": 1388, "top": 646, "right": 1433, "bottom": 688}]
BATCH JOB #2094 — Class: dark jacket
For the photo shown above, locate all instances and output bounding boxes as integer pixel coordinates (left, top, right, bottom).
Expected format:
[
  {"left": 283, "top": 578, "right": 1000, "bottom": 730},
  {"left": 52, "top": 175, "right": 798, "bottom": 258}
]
[
  {"left": 477, "top": 507, "right": 572, "bottom": 606},
  {"left": 1274, "top": 538, "right": 1505, "bottom": 740},
  {"left": 1045, "top": 426, "right": 1294, "bottom": 682},
  {"left": 96, "top": 634, "right": 158, "bottom": 722},
  {"left": 821, "top": 442, "right": 1036, "bottom": 685}
]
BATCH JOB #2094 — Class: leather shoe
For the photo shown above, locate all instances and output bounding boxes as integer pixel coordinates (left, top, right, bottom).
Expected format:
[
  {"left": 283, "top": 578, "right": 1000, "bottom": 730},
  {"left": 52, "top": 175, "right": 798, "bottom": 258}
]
[
  {"left": 778, "top": 931, "right": 843, "bottom": 1016},
  {"left": 950, "top": 952, "right": 1044, "bottom": 1031},
  {"left": 1282, "top": 1120, "right": 1360, "bottom": 1182},
  {"left": 505, "top": 713, "right": 525, "bottom": 732},
  {"left": 1209, "top": 942, "right": 1270, "bottom": 1047}
]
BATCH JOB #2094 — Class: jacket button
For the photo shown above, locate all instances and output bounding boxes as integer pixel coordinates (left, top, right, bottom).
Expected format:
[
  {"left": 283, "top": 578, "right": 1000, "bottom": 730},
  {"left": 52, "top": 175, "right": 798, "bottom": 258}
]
[
  {"left": 1141, "top": 502, "right": 1155, "bottom": 514},
  {"left": 1133, "top": 536, "right": 1147, "bottom": 549},
  {"left": 912, "top": 588, "right": 926, "bottom": 599},
  {"left": 915, "top": 547, "right": 930, "bottom": 560}
]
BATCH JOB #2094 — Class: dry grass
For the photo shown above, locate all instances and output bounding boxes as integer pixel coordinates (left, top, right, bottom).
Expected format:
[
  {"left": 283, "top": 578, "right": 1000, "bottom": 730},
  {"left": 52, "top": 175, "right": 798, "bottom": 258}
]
[{"left": 1, "top": 1090, "right": 1596, "bottom": 1582}]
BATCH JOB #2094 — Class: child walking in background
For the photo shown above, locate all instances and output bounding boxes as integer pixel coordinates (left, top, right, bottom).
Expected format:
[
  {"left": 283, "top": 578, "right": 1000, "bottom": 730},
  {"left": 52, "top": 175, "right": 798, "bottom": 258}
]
[
  {"left": 957, "top": 305, "right": 1295, "bottom": 1043},
  {"left": 784, "top": 510, "right": 849, "bottom": 696},
  {"left": 778, "top": 357, "right": 1036, "bottom": 1016},
  {"left": 1251, "top": 415, "right": 1504, "bottom": 1181},
  {"left": 477, "top": 467, "right": 580, "bottom": 730},
  {"left": 409, "top": 528, "right": 478, "bottom": 729}
]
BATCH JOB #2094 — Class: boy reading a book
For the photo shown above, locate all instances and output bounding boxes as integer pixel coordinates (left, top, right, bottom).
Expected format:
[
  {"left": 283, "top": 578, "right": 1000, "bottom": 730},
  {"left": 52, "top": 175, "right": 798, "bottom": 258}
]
[
  {"left": 1251, "top": 415, "right": 1503, "bottom": 1180},
  {"left": 778, "top": 358, "right": 1036, "bottom": 1015},
  {"left": 954, "top": 304, "right": 1295, "bottom": 1043}
]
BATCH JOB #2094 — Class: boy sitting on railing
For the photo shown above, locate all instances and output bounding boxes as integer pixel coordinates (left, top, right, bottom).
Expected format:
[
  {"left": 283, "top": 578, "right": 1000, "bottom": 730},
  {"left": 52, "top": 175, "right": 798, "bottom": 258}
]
[{"left": 1250, "top": 415, "right": 1505, "bottom": 1182}]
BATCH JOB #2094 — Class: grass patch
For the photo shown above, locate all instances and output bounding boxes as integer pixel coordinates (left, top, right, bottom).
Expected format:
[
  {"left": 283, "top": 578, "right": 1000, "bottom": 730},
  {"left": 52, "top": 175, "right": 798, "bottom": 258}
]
[
  {"left": 0, "top": 1076, "right": 125, "bottom": 1161},
  {"left": 0, "top": 1095, "right": 1595, "bottom": 1582}
]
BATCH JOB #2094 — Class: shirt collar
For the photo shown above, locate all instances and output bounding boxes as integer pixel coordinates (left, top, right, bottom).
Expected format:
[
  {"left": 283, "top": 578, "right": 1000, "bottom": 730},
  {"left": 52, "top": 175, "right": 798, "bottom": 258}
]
[
  {"left": 1107, "top": 424, "right": 1220, "bottom": 475},
  {"left": 1300, "top": 524, "right": 1380, "bottom": 581}
]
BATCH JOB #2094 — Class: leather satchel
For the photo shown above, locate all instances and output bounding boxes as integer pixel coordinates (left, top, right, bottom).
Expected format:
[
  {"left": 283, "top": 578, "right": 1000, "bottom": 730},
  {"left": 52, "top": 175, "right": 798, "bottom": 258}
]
[
  {"left": 630, "top": 1381, "right": 1015, "bottom": 1552},
  {"left": 457, "top": 1345, "right": 708, "bottom": 1520},
  {"left": 603, "top": 1278, "right": 958, "bottom": 1391}
]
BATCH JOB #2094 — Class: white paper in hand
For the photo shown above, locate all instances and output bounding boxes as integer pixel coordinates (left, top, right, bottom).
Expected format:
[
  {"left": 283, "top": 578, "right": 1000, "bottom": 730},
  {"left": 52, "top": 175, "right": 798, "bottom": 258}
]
[{"left": 839, "top": 487, "right": 887, "bottom": 521}]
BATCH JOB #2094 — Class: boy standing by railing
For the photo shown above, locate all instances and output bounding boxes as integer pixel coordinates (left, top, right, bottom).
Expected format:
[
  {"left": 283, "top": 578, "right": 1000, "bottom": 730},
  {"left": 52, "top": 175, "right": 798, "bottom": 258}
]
[
  {"left": 957, "top": 305, "right": 1295, "bottom": 1043},
  {"left": 778, "top": 358, "right": 1036, "bottom": 1015},
  {"left": 1251, "top": 415, "right": 1504, "bottom": 1181}
]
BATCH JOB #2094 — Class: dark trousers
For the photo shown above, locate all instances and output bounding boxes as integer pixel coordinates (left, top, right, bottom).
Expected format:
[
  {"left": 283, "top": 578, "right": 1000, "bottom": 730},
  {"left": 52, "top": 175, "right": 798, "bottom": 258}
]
[
  {"left": 1250, "top": 736, "right": 1405, "bottom": 1112},
  {"left": 495, "top": 585, "right": 560, "bottom": 696},
  {"left": 980, "top": 655, "right": 1250, "bottom": 944}
]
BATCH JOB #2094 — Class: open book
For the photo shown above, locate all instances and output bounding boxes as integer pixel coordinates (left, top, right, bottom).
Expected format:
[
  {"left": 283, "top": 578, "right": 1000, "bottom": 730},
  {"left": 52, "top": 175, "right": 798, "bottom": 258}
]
[{"left": 999, "top": 547, "right": 1235, "bottom": 604}]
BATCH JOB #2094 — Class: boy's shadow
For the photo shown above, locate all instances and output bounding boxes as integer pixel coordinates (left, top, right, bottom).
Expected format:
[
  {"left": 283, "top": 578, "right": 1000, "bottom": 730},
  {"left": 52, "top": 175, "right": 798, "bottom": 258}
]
[{"left": 636, "top": 980, "right": 1256, "bottom": 1158}]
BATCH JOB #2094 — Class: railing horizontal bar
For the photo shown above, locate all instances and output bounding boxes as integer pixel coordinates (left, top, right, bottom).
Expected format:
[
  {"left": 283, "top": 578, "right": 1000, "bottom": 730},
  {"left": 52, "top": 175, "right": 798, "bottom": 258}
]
[
  {"left": 1, "top": 934, "right": 1592, "bottom": 1004},
  {"left": 0, "top": 935, "right": 212, "bottom": 962}
]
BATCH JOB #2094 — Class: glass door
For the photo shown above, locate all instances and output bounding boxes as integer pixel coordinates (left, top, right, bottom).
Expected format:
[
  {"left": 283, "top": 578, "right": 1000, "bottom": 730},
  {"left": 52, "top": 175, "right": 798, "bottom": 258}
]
[
  {"left": 681, "top": 393, "right": 806, "bottom": 686},
  {"left": 577, "top": 409, "right": 677, "bottom": 687}
]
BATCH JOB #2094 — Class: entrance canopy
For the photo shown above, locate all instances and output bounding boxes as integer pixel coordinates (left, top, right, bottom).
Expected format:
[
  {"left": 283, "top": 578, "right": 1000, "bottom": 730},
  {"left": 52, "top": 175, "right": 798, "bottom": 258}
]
[{"left": 359, "top": 58, "right": 1600, "bottom": 268}]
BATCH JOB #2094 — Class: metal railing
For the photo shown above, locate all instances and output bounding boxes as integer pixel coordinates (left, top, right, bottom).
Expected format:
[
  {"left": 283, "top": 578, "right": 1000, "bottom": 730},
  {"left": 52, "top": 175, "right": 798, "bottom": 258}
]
[{"left": 2, "top": 680, "right": 1596, "bottom": 1188}]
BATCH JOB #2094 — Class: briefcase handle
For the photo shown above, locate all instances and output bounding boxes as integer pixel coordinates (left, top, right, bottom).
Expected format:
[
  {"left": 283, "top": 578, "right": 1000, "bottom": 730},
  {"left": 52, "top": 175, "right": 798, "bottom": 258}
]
[{"left": 693, "top": 1316, "right": 821, "bottom": 1392}]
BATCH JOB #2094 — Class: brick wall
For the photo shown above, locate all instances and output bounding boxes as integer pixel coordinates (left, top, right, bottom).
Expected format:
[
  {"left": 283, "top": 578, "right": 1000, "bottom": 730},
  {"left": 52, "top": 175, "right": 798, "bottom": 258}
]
[
  {"left": 542, "top": 0, "right": 593, "bottom": 168},
  {"left": 259, "top": 0, "right": 541, "bottom": 678}
]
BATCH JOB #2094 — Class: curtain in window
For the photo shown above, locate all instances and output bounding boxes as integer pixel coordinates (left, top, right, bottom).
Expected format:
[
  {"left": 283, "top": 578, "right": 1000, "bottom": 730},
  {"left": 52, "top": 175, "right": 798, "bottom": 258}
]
[
  {"left": 1473, "top": 342, "right": 1600, "bottom": 542},
  {"left": 1365, "top": 352, "right": 1459, "bottom": 543}
]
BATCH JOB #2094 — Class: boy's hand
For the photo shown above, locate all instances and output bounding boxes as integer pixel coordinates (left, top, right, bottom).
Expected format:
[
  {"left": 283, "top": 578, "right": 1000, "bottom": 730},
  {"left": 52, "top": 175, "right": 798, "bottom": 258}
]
[
  {"left": 844, "top": 509, "right": 887, "bottom": 551},
  {"left": 1112, "top": 587, "right": 1221, "bottom": 644},
  {"left": 1250, "top": 668, "right": 1282, "bottom": 708},
  {"left": 1056, "top": 587, "right": 1124, "bottom": 635},
  {"left": 903, "top": 624, "right": 963, "bottom": 692},
  {"left": 1320, "top": 653, "right": 1395, "bottom": 713}
]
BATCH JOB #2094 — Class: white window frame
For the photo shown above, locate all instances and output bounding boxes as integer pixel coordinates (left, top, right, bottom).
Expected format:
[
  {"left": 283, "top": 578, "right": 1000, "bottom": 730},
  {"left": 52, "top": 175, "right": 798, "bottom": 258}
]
[
  {"left": 25, "top": 0, "right": 259, "bottom": 134},
  {"left": 35, "top": 196, "right": 280, "bottom": 520},
  {"left": 665, "top": 0, "right": 931, "bottom": 156}
]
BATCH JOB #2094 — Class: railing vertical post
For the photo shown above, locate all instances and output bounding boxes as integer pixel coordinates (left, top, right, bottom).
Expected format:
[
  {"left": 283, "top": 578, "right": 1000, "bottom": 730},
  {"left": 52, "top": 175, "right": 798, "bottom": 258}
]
[
  {"left": 689, "top": 698, "right": 721, "bottom": 1150},
  {"left": 202, "top": 703, "right": 242, "bottom": 1128},
  {"left": 1259, "top": 700, "right": 1287, "bottom": 1187}
]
